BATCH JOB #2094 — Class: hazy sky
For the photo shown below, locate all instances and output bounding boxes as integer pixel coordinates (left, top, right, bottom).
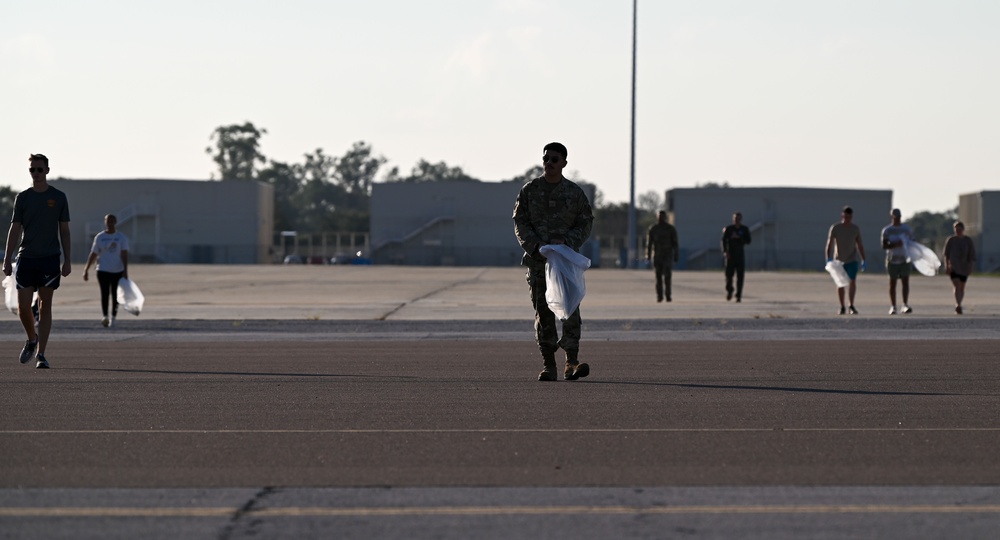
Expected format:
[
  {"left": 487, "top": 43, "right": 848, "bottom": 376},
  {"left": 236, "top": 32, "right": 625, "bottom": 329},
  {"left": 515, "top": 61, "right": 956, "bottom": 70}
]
[{"left": 2, "top": 0, "right": 997, "bottom": 215}]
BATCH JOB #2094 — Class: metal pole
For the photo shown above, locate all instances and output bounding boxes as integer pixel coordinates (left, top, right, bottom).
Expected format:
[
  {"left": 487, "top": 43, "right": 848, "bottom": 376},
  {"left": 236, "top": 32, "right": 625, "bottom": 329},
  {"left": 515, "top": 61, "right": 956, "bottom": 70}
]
[{"left": 627, "top": 0, "right": 637, "bottom": 268}]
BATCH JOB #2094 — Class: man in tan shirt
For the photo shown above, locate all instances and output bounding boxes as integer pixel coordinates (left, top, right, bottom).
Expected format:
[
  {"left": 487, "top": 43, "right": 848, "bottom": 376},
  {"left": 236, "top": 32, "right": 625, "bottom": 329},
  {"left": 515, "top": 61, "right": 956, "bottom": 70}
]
[{"left": 825, "top": 206, "right": 866, "bottom": 315}]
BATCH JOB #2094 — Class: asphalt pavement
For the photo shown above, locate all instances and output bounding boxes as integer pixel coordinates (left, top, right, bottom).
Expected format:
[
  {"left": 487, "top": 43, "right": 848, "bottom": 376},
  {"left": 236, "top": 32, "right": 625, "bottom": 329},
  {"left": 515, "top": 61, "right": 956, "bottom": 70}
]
[{"left": 1, "top": 265, "right": 999, "bottom": 539}]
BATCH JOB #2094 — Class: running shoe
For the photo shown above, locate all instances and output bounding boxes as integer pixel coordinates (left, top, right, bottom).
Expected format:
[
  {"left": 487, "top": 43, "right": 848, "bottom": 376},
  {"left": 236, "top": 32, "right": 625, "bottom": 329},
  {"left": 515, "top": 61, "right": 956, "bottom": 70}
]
[
  {"left": 848, "top": 306, "right": 859, "bottom": 315},
  {"left": 19, "top": 340, "right": 37, "bottom": 364},
  {"left": 35, "top": 354, "right": 49, "bottom": 369},
  {"left": 901, "top": 305, "right": 912, "bottom": 314},
  {"left": 888, "top": 306, "right": 897, "bottom": 315}
]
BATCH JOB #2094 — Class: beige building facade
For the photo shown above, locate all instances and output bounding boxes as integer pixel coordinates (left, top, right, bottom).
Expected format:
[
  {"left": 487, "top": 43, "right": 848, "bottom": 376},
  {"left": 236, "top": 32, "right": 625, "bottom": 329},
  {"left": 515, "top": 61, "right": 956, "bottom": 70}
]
[{"left": 49, "top": 179, "right": 273, "bottom": 264}]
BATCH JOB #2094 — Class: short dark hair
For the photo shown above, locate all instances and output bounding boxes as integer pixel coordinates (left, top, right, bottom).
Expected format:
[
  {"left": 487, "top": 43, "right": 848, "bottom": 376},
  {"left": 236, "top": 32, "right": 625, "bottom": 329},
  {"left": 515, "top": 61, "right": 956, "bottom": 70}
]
[
  {"left": 543, "top": 142, "right": 567, "bottom": 159},
  {"left": 842, "top": 206, "right": 853, "bottom": 215},
  {"left": 954, "top": 221, "right": 965, "bottom": 229},
  {"left": 29, "top": 153, "right": 48, "bottom": 167}
]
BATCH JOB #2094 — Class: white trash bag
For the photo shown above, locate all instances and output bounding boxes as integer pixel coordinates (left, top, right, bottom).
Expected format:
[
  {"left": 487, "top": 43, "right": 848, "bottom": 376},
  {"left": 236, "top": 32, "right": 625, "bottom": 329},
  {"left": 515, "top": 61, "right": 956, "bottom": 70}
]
[
  {"left": 903, "top": 238, "right": 941, "bottom": 277},
  {"left": 1, "top": 264, "right": 36, "bottom": 316},
  {"left": 824, "top": 259, "right": 851, "bottom": 288},
  {"left": 539, "top": 244, "right": 591, "bottom": 320},
  {"left": 2, "top": 274, "right": 18, "bottom": 315},
  {"left": 117, "top": 278, "right": 145, "bottom": 316}
]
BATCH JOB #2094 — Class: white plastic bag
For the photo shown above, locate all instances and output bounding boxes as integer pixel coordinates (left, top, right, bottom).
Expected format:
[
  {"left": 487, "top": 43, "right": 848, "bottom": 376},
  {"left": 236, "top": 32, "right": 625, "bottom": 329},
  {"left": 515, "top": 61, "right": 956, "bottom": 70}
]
[
  {"left": 2, "top": 263, "right": 36, "bottom": 316},
  {"left": 825, "top": 260, "right": 851, "bottom": 288},
  {"left": 539, "top": 244, "right": 591, "bottom": 320},
  {"left": 117, "top": 278, "right": 145, "bottom": 316},
  {"left": 903, "top": 238, "right": 941, "bottom": 277},
  {"left": 2, "top": 274, "right": 18, "bottom": 315}
]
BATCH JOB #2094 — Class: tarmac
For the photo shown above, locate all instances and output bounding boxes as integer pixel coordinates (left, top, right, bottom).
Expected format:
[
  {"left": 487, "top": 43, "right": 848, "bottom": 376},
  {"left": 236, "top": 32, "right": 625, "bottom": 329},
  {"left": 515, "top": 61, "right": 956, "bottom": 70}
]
[{"left": 1, "top": 265, "right": 999, "bottom": 539}]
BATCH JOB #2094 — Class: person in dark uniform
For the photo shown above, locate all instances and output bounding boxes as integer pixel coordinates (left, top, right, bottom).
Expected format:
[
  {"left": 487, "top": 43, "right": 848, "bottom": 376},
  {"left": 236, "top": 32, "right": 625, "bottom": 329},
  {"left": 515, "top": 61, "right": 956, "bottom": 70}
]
[
  {"left": 721, "top": 212, "right": 751, "bottom": 302},
  {"left": 513, "top": 142, "right": 594, "bottom": 382},
  {"left": 645, "top": 210, "right": 679, "bottom": 302}
]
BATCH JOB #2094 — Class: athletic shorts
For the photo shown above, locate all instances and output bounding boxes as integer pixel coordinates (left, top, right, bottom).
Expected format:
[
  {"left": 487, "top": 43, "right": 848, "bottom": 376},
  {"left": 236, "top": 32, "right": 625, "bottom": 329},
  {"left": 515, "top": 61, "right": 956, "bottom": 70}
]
[
  {"left": 15, "top": 254, "right": 61, "bottom": 291},
  {"left": 842, "top": 261, "right": 859, "bottom": 280},
  {"left": 887, "top": 262, "right": 911, "bottom": 279},
  {"left": 950, "top": 271, "right": 968, "bottom": 283}
]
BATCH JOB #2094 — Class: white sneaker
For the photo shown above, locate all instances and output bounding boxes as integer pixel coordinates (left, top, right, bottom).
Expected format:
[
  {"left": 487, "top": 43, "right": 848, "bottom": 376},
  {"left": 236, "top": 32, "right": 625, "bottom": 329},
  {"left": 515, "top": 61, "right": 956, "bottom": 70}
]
[
  {"left": 888, "top": 306, "right": 897, "bottom": 315},
  {"left": 101, "top": 316, "right": 110, "bottom": 327},
  {"left": 109, "top": 316, "right": 115, "bottom": 327},
  {"left": 901, "top": 305, "right": 912, "bottom": 314}
]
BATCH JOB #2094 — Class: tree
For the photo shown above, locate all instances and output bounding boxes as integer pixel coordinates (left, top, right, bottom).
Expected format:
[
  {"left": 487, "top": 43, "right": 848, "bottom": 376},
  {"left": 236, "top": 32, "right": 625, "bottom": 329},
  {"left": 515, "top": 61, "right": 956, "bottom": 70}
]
[
  {"left": 502, "top": 165, "right": 544, "bottom": 184},
  {"left": 908, "top": 207, "right": 958, "bottom": 253},
  {"left": 334, "top": 141, "right": 386, "bottom": 212},
  {"left": 294, "top": 148, "right": 346, "bottom": 232},
  {"left": 393, "top": 160, "right": 479, "bottom": 183},
  {"left": 206, "top": 122, "right": 267, "bottom": 181},
  {"left": 637, "top": 190, "right": 663, "bottom": 213},
  {"left": 257, "top": 160, "right": 301, "bottom": 232}
]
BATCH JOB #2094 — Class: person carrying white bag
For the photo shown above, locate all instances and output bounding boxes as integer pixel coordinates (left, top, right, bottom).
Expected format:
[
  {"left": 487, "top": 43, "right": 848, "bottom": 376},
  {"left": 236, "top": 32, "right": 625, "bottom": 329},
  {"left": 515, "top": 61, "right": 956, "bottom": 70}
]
[
  {"left": 82, "top": 213, "right": 130, "bottom": 327},
  {"left": 512, "top": 142, "right": 595, "bottom": 382}
]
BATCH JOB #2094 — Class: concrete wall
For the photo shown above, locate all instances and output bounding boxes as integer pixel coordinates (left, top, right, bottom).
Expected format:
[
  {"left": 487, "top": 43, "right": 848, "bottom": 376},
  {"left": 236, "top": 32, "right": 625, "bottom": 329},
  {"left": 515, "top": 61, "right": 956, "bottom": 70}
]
[
  {"left": 959, "top": 191, "right": 1000, "bottom": 272},
  {"left": 371, "top": 180, "right": 597, "bottom": 266},
  {"left": 49, "top": 179, "right": 274, "bottom": 264},
  {"left": 667, "top": 187, "right": 894, "bottom": 271}
]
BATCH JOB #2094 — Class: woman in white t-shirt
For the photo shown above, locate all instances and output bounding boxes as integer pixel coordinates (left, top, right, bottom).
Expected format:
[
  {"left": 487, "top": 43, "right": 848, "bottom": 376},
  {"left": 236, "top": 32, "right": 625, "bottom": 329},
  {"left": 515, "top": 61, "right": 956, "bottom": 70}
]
[{"left": 82, "top": 214, "right": 129, "bottom": 327}]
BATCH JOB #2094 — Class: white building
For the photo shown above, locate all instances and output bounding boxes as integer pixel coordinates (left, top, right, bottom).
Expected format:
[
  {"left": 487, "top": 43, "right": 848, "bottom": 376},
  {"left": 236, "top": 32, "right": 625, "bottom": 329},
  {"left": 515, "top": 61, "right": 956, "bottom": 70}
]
[{"left": 50, "top": 179, "right": 273, "bottom": 264}]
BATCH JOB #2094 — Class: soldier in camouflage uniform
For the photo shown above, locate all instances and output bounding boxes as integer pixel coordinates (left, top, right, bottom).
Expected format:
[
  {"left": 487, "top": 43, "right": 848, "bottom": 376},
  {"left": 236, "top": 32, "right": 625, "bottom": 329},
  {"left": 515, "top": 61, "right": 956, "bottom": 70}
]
[
  {"left": 645, "top": 210, "right": 679, "bottom": 302},
  {"left": 512, "top": 142, "right": 594, "bottom": 382}
]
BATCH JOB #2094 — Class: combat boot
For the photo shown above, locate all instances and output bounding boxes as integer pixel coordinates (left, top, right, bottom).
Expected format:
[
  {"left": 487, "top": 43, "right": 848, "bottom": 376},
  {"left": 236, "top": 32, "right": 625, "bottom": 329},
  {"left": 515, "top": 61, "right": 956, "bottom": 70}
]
[
  {"left": 538, "top": 350, "right": 558, "bottom": 381},
  {"left": 564, "top": 350, "right": 590, "bottom": 381}
]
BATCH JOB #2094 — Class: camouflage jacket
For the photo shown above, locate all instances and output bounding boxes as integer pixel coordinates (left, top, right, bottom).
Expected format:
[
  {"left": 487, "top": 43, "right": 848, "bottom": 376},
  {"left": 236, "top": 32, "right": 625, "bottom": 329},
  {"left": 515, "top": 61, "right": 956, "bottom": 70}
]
[
  {"left": 646, "top": 222, "right": 679, "bottom": 261},
  {"left": 512, "top": 177, "right": 594, "bottom": 267}
]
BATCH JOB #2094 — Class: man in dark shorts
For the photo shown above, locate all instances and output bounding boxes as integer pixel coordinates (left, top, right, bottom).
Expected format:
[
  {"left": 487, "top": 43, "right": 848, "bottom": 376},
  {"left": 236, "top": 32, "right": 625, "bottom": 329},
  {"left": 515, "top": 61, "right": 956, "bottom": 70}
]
[
  {"left": 944, "top": 221, "right": 976, "bottom": 315},
  {"left": 881, "top": 208, "right": 914, "bottom": 315},
  {"left": 3, "top": 154, "right": 72, "bottom": 369}
]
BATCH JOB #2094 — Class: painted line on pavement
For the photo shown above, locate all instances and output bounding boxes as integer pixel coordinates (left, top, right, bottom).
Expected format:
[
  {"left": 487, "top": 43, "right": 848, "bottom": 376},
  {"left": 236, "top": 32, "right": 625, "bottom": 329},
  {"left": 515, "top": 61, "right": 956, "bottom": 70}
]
[
  {"left": 2, "top": 427, "right": 1000, "bottom": 435},
  {"left": 3, "top": 504, "right": 1000, "bottom": 518}
]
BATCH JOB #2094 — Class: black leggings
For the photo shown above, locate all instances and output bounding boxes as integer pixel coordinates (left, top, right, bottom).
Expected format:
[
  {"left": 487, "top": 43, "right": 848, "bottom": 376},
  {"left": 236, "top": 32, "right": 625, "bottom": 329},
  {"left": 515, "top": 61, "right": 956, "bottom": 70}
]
[{"left": 97, "top": 271, "right": 124, "bottom": 317}]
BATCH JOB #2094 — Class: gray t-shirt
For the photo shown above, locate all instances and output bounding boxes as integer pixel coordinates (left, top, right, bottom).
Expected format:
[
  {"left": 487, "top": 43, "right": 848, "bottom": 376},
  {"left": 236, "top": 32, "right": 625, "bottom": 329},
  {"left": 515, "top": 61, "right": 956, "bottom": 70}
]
[
  {"left": 828, "top": 222, "right": 861, "bottom": 263},
  {"left": 11, "top": 186, "right": 70, "bottom": 259},
  {"left": 881, "top": 223, "right": 913, "bottom": 264}
]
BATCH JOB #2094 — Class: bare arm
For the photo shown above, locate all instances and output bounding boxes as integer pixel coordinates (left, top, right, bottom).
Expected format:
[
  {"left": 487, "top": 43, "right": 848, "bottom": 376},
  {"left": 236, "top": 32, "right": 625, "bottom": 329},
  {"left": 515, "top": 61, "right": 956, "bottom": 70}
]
[
  {"left": 59, "top": 221, "right": 72, "bottom": 277},
  {"left": 83, "top": 252, "right": 98, "bottom": 281},
  {"left": 3, "top": 222, "right": 22, "bottom": 276}
]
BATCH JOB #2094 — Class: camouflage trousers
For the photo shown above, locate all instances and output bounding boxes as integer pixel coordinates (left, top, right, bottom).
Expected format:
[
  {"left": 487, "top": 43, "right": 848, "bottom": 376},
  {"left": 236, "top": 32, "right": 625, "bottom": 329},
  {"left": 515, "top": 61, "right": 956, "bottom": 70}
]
[{"left": 526, "top": 263, "right": 581, "bottom": 354}]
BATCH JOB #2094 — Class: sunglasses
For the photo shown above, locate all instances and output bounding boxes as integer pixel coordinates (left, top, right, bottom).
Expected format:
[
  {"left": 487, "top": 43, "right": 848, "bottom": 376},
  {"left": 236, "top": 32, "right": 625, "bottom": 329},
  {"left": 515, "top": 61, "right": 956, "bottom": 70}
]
[
  {"left": 542, "top": 155, "right": 563, "bottom": 164},
  {"left": 28, "top": 167, "right": 46, "bottom": 173}
]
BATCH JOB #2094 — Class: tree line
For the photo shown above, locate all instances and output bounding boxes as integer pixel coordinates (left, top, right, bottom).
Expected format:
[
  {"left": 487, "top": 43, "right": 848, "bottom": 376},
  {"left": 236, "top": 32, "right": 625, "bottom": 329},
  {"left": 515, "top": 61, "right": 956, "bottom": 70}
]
[{"left": 205, "top": 121, "right": 666, "bottom": 237}]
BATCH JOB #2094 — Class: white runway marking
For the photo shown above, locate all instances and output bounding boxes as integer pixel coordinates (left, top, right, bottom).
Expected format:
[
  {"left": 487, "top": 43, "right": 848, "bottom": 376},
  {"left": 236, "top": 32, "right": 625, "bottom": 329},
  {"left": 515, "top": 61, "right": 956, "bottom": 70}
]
[
  {"left": 3, "top": 504, "right": 1000, "bottom": 518},
  {"left": 3, "top": 427, "right": 1000, "bottom": 435}
]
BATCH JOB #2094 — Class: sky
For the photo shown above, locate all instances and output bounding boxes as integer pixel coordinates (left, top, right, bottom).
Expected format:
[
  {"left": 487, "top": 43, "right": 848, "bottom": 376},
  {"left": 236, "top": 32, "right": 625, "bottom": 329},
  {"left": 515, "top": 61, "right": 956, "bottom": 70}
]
[{"left": 2, "top": 0, "right": 997, "bottom": 216}]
